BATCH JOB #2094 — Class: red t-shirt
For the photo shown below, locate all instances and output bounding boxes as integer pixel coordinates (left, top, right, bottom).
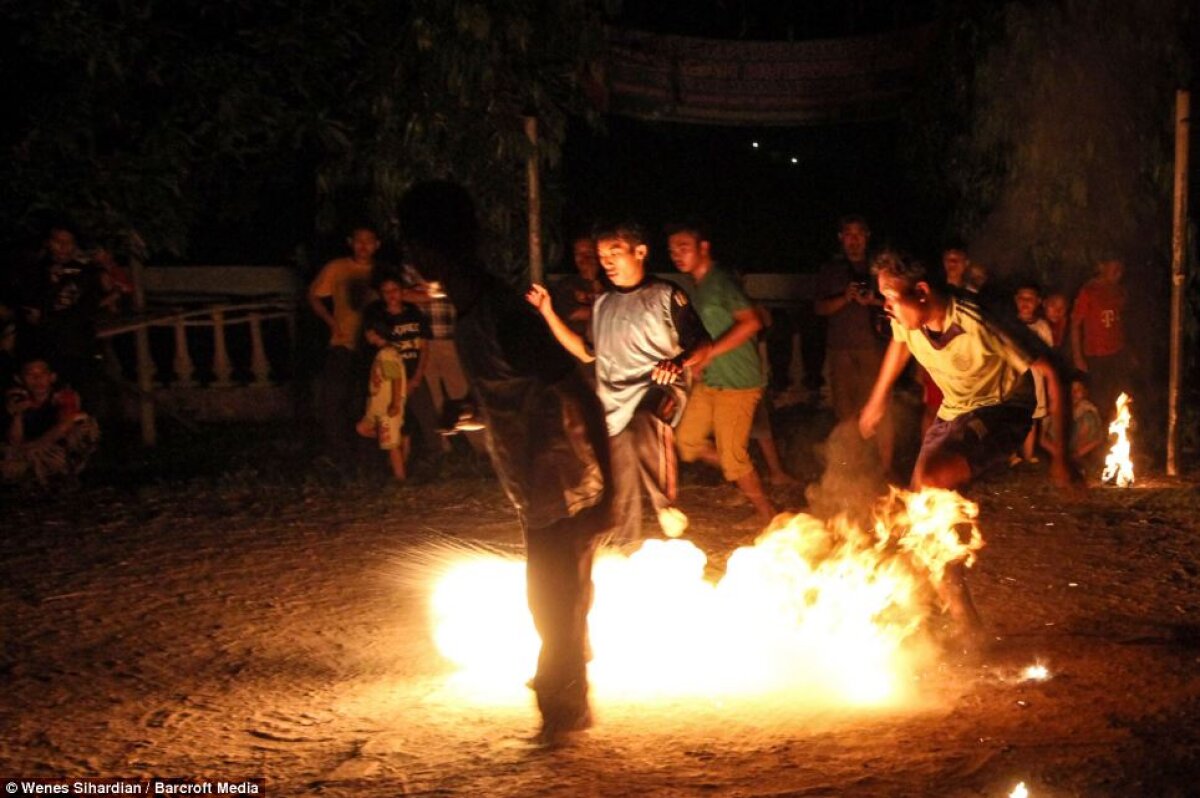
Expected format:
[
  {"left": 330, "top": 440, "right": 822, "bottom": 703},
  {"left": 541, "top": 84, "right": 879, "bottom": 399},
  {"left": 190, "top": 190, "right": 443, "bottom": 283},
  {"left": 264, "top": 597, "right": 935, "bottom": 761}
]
[{"left": 1072, "top": 279, "right": 1125, "bottom": 357}]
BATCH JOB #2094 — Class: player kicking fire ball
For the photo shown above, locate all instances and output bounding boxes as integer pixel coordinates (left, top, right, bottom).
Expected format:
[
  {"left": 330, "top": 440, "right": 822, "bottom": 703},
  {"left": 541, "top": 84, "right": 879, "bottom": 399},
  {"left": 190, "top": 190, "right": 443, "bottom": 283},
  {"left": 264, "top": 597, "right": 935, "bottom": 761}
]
[{"left": 858, "top": 251, "right": 1070, "bottom": 637}]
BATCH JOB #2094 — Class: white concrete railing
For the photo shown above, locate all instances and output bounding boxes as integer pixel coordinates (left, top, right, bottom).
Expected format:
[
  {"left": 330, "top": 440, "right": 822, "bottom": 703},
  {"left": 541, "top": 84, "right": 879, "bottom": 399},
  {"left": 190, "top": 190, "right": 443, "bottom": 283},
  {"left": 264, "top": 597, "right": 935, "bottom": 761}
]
[
  {"left": 95, "top": 265, "right": 305, "bottom": 444},
  {"left": 98, "top": 301, "right": 297, "bottom": 389}
]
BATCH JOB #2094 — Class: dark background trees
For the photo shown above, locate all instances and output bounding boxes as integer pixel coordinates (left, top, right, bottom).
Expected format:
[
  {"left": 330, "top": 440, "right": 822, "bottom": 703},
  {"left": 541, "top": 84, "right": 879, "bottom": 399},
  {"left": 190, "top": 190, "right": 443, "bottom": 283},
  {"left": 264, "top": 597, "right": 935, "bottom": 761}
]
[
  {"left": 0, "top": 0, "right": 608, "bottom": 273},
  {"left": 1, "top": 0, "right": 1194, "bottom": 286}
]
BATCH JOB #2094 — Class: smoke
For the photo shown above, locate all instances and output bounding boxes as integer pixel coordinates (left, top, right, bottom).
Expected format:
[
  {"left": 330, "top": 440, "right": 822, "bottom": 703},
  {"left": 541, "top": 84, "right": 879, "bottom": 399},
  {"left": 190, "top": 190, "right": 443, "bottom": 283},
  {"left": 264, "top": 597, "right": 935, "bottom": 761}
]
[{"left": 806, "top": 420, "right": 890, "bottom": 525}]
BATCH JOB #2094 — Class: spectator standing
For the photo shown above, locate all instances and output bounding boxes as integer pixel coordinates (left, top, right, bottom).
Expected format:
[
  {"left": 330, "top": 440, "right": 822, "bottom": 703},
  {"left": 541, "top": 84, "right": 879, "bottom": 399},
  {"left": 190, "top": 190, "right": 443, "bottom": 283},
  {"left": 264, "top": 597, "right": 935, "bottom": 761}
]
[
  {"left": 1071, "top": 258, "right": 1129, "bottom": 422},
  {"left": 666, "top": 222, "right": 775, "bottom": 525},
  {"left": 401, "top": 264, "right": 486, "bottom": 457},
  {"left": 1012, "top": 283, "right": 1054, "bottom": 464},
  {"left": 814, "top": 215, "right": 893, "bottom": 473},
  {"left": 307, "top": 226, "right": 378, "bottom": 460},
  {"left": 551, "top": 235, "right": 605, "bottom": 345}
]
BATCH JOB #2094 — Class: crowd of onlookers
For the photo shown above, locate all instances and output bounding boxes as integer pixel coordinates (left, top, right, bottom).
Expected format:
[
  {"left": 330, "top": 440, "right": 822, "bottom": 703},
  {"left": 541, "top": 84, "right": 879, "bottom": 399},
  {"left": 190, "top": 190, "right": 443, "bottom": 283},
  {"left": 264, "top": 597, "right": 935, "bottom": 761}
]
[
  {"left": 811, "top": 215, "right": 1125, "bottom": 490},
  {"left": 313, "top": 212, "right": 1130, "bottom": 529},
  {"left": 0, "top": 225, "right": 132, "bottom": 488},
  {"left": 0, "top": 213, "right": 1129, "bottom": 496}
]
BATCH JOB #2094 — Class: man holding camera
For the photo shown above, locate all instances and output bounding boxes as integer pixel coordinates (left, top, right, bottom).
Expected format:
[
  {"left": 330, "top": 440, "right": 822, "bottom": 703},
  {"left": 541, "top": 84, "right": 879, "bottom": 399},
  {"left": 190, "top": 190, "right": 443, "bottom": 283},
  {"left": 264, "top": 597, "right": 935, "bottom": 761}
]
[{"left": 815, "top": 215, "right": 894, "bottom": 475}]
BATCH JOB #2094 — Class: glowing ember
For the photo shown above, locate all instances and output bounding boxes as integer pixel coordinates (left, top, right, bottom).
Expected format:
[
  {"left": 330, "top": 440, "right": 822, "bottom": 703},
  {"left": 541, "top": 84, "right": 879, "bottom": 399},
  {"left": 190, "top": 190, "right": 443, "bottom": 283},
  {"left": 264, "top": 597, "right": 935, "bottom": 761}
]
[
  {"left": 1102, "top": 393, "right": 1134, "bottom": 487},
  {"left": 1009, "top": 782, "right": 1030, "bottom": 798},
  {"left": 430, "top": 487, "right": 983, "bottom": 707},
  {"left": 1021, "top": 663, "right": 1050, "bottom": 682}
]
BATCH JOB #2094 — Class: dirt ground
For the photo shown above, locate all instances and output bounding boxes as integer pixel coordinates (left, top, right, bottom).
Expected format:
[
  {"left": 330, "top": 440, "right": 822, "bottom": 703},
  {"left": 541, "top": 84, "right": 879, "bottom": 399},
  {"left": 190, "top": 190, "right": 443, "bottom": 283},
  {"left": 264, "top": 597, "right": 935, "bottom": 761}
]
[{"left": 2, "top": 415, "right": 1200, "bottom": 797}]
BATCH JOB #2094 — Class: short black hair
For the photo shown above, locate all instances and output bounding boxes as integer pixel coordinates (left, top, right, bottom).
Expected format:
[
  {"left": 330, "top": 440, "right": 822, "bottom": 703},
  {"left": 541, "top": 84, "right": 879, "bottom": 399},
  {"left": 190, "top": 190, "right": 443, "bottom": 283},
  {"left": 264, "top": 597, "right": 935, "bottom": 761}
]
[
  {"left": 838, "top": 214, "right": 870, "bottom": 233},
  {"left": 347, "top": 223, "right": 379, "bottom": 238},
  {"left": 871, "top": 249, "right": 946, "bottom": 292},
  {"left": 1014, "top": 280, "right": 1043, "bottom": 297},
  {"left": 371, "top": 265, "right": 405, "bottom": 291},
  {"left": 663, "top": 220, "right": 711, "bottom": 245},
  {"left": 941, "top": 237, "right": 968, "bottom": 255},
  {"left": 591, "top": 220, "right": 648, "bottom": 248}
]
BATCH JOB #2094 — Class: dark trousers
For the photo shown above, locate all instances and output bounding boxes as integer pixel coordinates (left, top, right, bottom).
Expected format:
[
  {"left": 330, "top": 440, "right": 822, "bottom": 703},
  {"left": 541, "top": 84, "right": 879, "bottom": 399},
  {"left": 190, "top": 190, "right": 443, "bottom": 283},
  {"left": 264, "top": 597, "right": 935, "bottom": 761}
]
[
  {"left": 607, "top": 409, "right": 676, "bottom": 548},
  {"left": 1086, "top": 352, "right": 1130, "bottom": 424},
  {"left": 526, "top": 510, "right": 604, "bottom": 722},
  {"left": 316, "top": 346, "right": 363, "bottom": 457},
  {"left": 405, "top": 381, "right": 445, "bottom": 457}
]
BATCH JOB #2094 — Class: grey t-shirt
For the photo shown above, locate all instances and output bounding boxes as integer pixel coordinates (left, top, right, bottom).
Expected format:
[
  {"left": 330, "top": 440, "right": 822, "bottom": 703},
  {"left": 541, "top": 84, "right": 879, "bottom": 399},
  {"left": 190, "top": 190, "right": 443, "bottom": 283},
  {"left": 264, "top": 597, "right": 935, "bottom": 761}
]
[{"left": 592, "top": 276, "right": 708, "bottom": 436}]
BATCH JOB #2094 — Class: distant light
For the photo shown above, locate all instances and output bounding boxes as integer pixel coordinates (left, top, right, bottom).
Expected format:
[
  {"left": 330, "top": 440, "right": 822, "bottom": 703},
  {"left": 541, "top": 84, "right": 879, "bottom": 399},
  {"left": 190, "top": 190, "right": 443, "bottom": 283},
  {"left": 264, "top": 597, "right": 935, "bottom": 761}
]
[
  {"left": 751, "top": 141, "right": 760, "bottom": 148},
  {"left": 790, "top": 157, "right": 798, "bottom": 164}
]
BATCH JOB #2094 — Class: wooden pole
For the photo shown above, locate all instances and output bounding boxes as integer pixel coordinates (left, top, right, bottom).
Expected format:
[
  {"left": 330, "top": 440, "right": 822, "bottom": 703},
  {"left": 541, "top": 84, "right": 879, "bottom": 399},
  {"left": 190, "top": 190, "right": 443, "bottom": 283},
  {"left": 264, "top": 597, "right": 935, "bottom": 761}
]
[
  {"left": 1167, "top": 90, "right": 1190, "bottom": 476},
  {"left": 130, "top": 255, "right": 157, "bottom": 446},
  {"left": 525, "top": 115, "right": 544, "bottom": 285}
]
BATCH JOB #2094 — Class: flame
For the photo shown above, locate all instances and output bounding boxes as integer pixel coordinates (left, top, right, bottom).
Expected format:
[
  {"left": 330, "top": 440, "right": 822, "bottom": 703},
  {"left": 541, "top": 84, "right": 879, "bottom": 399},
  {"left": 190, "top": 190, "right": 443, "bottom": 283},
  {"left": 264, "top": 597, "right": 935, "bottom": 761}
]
[
  {"left": 430, "top": 488, "right": 983, "bottom": 707},
  {"left": 1009, "top": 782, "right": 1029, "bottom": 798},
  {"left": 1102, "top": 393, "right": 1134, "bottom": 487},
  {"left": 1020, "top": 663, "right": 1050, "bottom": 682}
]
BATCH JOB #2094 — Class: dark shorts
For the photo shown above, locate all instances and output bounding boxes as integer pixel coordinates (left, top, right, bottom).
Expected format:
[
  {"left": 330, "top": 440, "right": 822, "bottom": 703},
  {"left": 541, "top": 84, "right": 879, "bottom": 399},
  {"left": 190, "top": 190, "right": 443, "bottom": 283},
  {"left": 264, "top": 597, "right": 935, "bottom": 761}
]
[{"left": 917, "top": 401, "right": 1034, "bottom": 480}]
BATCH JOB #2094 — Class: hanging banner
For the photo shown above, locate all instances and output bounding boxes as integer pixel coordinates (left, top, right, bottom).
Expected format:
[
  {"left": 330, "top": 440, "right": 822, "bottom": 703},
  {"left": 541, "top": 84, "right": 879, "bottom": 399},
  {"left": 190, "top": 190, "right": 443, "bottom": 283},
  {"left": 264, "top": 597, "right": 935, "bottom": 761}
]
[{"left": 602, "top": 25, "right": 935, "bottom": 126}]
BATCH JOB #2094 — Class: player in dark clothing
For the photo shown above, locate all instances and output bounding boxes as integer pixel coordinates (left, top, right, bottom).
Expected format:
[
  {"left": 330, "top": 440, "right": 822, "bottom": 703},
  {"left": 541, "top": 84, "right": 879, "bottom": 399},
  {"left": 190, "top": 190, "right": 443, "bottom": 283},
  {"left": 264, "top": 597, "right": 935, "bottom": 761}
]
[{"left": 397, "top": 181, "right": 612, "bottom": 744}]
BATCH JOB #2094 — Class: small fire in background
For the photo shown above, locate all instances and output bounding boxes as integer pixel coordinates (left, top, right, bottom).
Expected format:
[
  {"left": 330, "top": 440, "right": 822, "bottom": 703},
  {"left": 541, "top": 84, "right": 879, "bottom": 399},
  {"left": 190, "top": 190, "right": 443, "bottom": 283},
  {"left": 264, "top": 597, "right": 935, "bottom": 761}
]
[
  {"left": 1102, "top": 392, "right": 1134, "bottom": 487},
  {"left": 431, "top": 487, "right": 983, "bottom": 708},
  {"left": 1009, "top": 782, "right": 1030, "bottom": 798}
]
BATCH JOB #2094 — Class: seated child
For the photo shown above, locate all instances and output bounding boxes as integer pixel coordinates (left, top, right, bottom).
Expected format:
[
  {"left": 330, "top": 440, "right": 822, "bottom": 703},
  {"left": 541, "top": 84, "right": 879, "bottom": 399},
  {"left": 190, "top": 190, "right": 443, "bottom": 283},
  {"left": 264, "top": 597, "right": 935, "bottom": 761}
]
[
  {"left": 2, "top": 356, "right": 100, "bottom": 486},
  {"left": 356, "top": 271, "right": 429, "bottom": 481},
  {"left": 1041, "top": 378, "right": 1105, "bottom": 476}
]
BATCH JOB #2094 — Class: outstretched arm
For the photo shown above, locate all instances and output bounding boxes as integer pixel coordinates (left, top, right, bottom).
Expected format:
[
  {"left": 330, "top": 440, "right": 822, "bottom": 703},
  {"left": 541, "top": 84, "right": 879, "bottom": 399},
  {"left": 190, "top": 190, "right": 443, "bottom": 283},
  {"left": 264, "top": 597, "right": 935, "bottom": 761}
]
[
  {"left": 859, "top": 339, "right": 911, "bottom": 438},
  {"left": 525, "top": 283, "right": 595, "bottom": 363}
]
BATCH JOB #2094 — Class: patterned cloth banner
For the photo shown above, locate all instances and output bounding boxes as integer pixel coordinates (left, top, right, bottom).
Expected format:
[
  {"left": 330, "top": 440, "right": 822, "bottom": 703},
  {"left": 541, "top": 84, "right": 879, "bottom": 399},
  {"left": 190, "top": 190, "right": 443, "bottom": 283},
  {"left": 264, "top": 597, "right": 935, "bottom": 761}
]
[{"left": 601, "top": 25, "right": 935, "bottom": 126}]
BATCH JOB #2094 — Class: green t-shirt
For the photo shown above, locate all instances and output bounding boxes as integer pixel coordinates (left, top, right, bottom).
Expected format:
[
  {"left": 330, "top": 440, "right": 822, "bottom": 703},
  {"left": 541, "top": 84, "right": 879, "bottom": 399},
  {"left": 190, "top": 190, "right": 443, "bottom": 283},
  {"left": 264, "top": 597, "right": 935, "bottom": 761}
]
[{"left": 692, "top": 266, "right": 763, "bottom": 390}]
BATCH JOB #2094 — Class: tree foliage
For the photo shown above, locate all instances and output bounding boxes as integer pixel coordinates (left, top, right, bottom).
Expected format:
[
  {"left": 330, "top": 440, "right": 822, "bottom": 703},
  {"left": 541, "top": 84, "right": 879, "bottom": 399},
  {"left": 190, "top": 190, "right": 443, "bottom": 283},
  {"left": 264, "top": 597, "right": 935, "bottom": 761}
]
[
  {"left": 0, "top": 0, "right": 609, "bottom": 274},
  {"left": 907, "top": 0, "right": 1192, "bottom": 290}
]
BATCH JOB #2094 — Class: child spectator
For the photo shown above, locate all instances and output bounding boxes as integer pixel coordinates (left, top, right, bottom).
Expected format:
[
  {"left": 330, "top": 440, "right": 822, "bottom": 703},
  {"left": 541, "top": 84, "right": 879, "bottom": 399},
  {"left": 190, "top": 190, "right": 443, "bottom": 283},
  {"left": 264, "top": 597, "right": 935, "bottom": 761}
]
[
  {"left": 1043, "top": 292, "right": 1071, "bottom": 356},
  {"left": 2, "top": 356, "right": 100, "bottom": 486},
  {"left": 1042, "top": 378, "right": 1105, "bottom": 476},
  {"left": 356, "top": 271, "right": 430, "bottom": 481},
  {"left": 1012, "top": 282, "right": 1054, "bottom": 465}
]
